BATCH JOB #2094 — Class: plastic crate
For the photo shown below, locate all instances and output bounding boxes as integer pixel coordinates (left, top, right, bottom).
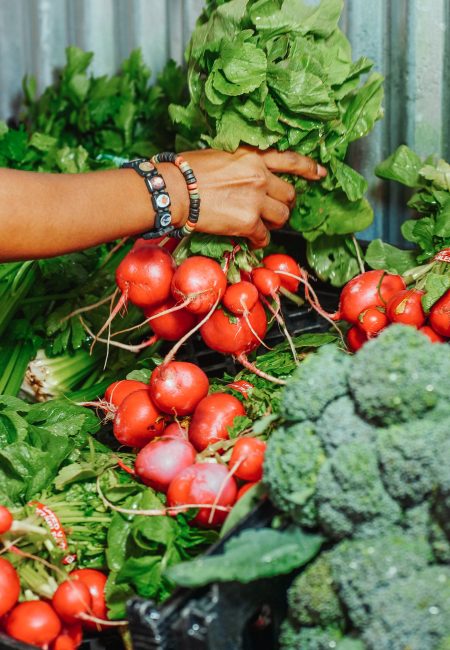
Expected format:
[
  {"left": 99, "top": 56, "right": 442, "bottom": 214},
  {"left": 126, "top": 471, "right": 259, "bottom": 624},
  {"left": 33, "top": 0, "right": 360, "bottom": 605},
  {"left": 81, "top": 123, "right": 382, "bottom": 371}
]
[{"left": 0, "top": 230, "right": 338, "bottom": 650}]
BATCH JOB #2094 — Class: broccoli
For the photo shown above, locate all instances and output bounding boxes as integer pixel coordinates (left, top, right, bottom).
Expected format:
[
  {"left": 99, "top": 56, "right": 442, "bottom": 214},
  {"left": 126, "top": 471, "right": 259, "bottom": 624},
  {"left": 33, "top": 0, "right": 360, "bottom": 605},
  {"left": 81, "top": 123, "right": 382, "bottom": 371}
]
[
  {"left": 287, "top": 553, "right": 344, "bottom": 628},
  {"left": 362, "top": 566, "right": 450, "bottom": 650},
  {"left": 377, "top": 417, "right": 446, "bottom": 506},
  {"left": 315, "top": 441, "right": 401, "bottom": 540},
  {"left": 315, "top": 395, "right": 376, "bottom": 453},
  {"left": 279, "top": 619, "right": 348, "bottom": 650},
  {"left": 263, "top": 421, "right": 325, "bottom": 527},
  {"left": 432, "top": 437, "right": 450, "bottom": 543},
  {"left": 349, "top": 325, "right": 450, "bottom": 426},
  {"left": 280, "top": 344, "right": 350, "bottom": 422},
  {"left": 329, "top": 530, "right": 432, "bottom": 629}
]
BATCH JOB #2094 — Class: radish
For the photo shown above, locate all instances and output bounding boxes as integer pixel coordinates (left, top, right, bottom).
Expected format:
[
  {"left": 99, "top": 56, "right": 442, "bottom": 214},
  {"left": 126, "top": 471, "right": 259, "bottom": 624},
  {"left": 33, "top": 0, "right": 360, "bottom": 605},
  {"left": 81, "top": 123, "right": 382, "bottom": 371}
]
[
  {"left": 132, "top": 236, "right": 178, "bottom": 254},
  {"left": 69, "top": 569, "right": 107, "bottom": 630},
  {"left": 6, "top": 601, "right": 61, "bottom": 648},
  {"left": 167, "top": 462, "right": 237, "bottom": 527},
  {"left": 251, "top": 267, "right": 281, "bottom": 297},
  {"left": 0, "top": 505, "right": 13, "bottom": 534},
  {"left": 52, "top": 635, "right": 78, "bottom": 650},
  {"left": 149, "top": 361, "right": 209, "bottom": 416},
  {"left": 222, "top": 281, "right": 259, "bottom": 315},
  {"left": 333, "top": 270, "right": 406, "bottom": 324},
  {"left": 0, "top": 557, "right": 20, "bottom": 617},
  {"left": 116, "top": 245, "right": 175, "bottom": 309},
  {"left": 52, "top": 580, "right": 92, "bottom": 625},
  {"left": 113, "top": 389, "right": 165, "bottom": 448},
  {"left": 347, "top": 325, "right": 367, "bottom": 352},
  {"left": 419, "top": 325, "right": 447, "bottom": 343},
  {"left": 386, "top": 288, "right": 426, "bottom": 328},
  {"left": 262, "top": 254, "right": 302, "bottom": 292},
  {"left": 357, "top": 306, "right": 388, "bottom": 337},
  {"left": 171, "top": 256, "right": 227, "bottom": 315},
  {"left": 143, "top": 299, "right": 197, "bottom": 341},
  {"left": 429, "top": 290, "right": 450, "bottom": 337},
  {"left": 188, "top": 393, "right": 246, "bottom": 452},
  {"left": 104, "top": 379, "right": 148, "bottom": 408},
  {"left": 135, "top": 437, "right": 196, "bottom": 492},
  {"left": 237, "top": 482, "right": 259, "bottom": 500},
  {"left": 229, "top": 438, "right": 266, "bottom": 482},
  {"left": 163, "top": 421, "right": 189, "bottom": 439}
]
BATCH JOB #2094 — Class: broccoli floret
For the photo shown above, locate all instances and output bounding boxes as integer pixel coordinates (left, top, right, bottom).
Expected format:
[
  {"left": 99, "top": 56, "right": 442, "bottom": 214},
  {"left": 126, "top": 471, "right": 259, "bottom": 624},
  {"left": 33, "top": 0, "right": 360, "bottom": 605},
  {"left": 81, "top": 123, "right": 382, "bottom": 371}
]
[
  {"left": 315, "top": 441, "right": 401, "bottom": 540},
  {"left": 263, "top": 421, "right": 325, "bottom": 527},
  {"left": 363, "top": 566, "right": 450, "bottom": 650},
  {"left": 329, "top": 530, "right": 432, "bottom": 629},
  {"left": 315, "top": 395, "right": 376, "bottom": 453},
  {"left": 287, "top": 554, "right": 344, "bottom": 628},
  {"left": 280, "top": 344, "right": 350, "bottom": 422},
  {"left": 432, "top": 437, "right": 450, "bottom": 543},
  {"left": 349, "top": 325, "right": 450, "bottom": 426},
  {"left": 279, "top": 619, "right": 345, "bottom": 650},
  {"left": 377, "top": 418, "right": 446, "bottom": 506}
]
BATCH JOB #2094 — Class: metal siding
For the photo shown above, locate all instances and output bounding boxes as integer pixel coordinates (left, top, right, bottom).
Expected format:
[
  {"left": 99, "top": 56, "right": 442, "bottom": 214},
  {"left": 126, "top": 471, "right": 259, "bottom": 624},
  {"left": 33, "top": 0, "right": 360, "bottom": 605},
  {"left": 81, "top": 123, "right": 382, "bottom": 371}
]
[{"left": 0, "top": 0, "right": 448, "bottom": 243}]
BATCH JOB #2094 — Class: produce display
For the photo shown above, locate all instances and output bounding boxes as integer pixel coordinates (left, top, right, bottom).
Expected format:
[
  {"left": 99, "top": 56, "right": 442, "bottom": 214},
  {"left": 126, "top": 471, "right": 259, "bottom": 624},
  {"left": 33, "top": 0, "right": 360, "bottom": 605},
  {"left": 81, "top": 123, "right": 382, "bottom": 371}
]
[{"left": 0, "top": 0, "right": 449, "bottom": 649}]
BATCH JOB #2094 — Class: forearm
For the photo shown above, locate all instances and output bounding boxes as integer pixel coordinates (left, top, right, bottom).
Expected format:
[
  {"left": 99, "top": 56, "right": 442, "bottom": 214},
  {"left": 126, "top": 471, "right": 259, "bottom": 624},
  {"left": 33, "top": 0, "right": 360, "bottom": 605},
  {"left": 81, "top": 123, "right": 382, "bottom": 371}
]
[{"left": 0, "top": 166, "right": 189, "bottom": 261}]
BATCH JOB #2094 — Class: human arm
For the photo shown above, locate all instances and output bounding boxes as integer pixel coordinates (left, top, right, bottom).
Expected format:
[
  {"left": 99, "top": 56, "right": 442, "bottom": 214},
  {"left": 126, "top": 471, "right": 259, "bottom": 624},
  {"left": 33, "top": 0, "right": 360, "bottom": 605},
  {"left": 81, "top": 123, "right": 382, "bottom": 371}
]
[{"left": 0, "top": 147, "right": 325, "bottom": 261}]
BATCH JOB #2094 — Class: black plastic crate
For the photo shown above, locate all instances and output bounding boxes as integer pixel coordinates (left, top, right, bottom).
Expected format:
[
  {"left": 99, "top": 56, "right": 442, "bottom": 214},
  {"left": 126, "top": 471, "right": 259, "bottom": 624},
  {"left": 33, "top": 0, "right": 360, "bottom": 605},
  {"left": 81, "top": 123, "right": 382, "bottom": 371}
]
[{"left": 0, "top": 230, "right": 339, "bottom": 650}]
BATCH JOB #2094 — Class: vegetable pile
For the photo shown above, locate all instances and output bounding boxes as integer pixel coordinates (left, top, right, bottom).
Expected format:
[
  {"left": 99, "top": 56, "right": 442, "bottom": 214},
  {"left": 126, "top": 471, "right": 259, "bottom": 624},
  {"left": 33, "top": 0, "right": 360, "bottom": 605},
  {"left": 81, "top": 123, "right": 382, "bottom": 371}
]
[
  {"left": 171, "top": 0, "right": 384, "bottom": 285},
  {"left": 168, "top": 326, "right": 450, "bottom": 649}
]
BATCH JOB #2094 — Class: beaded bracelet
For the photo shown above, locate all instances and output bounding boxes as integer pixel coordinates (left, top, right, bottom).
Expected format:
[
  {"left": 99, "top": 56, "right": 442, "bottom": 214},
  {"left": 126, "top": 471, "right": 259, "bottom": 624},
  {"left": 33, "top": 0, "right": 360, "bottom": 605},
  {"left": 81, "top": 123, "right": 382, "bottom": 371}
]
[
  {"left": 151, "top": 152, "right": 200, "bottom": 239},
  {"left": 121, "top": 153, "right": 200, "bottom": 240}
]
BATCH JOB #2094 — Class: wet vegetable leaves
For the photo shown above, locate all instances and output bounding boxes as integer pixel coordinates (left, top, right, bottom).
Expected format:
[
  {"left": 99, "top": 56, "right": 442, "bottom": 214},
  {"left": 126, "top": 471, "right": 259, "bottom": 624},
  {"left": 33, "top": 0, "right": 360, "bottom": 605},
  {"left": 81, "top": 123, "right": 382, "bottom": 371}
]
[{"left": 166, "top": 526, "right": 324, "bottom": 586}]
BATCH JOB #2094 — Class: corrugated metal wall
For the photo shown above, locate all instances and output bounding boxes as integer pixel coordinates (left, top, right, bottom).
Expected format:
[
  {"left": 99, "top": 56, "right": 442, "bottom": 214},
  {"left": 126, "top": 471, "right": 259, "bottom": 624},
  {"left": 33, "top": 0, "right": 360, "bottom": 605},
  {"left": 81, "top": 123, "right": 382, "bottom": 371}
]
[{"left": 0, "top": 0, "right": 449, "bottom": 242}]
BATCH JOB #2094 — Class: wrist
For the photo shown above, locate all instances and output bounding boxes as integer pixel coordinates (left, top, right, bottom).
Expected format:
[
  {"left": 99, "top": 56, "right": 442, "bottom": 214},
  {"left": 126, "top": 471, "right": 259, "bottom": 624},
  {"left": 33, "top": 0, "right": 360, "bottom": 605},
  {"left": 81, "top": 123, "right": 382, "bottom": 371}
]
[{"left": 157, "top": 162, "right": 189, "bottom": 229}]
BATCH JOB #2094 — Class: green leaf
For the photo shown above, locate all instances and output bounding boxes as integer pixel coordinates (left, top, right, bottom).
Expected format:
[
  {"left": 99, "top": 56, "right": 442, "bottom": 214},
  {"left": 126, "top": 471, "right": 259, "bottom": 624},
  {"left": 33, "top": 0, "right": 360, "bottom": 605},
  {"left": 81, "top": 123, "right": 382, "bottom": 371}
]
[
  {"left": 249, "top": 0, "right": 343, "bottom": 38},
  {"left": 220, "top": 40, "right": 267, "bottom": 92},
  {"left": 220, "top": 483, "right": 265, "bottom": 537},
  {"left": 435, "top": 199, "right": 450, "bottom": 237},
  {"left": 207, "top": 108, "right": 279, "bottom": 151},
  {"left": 306, "top": 234, "right": 361, "bottom": 287},
  {"left": 166, "top": 526, "right": 323, "bottom": 587},
  {"left": 342, "top": 73, "right": 384, "bottom": 143},
  {"left": 365, "top": 239, "right": 417, "bottom": 274},
  {"left": 375, "top": 145, "right": 423, "bottom": 187},
  {"left": 422, "top": 272, "right": 450, "bottom": 312},
  {"left": 126, "top": 369, "right": 152, "bottom": 383},
  {"left": 420, "top": 158, "right": 450, "bottom": 191},
  {"left": 332, "top": 159, "right": 368, "bottom": 201}
]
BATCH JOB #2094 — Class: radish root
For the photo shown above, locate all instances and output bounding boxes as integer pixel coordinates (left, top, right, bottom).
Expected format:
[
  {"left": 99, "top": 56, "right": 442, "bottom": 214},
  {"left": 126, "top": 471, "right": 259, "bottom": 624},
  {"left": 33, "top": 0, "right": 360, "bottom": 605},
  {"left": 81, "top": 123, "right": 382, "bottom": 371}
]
[{"left": 236, "top": 354, "right": 287, "bottom": 386}]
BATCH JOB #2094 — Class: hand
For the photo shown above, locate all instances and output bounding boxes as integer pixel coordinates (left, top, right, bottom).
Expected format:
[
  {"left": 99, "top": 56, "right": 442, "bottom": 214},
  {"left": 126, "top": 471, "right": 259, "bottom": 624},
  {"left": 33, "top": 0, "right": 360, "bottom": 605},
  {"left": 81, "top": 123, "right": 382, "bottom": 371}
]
[{"left": 174, "top": 148, "right": 326, "bottom": 247}]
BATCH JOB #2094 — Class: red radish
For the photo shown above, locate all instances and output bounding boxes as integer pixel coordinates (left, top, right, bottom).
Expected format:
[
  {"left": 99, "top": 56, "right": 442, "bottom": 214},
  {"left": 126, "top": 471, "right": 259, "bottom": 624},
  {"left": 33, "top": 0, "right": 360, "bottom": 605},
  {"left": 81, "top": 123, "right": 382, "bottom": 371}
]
[
  {"left": 167, "top": 463, "right": 237, "bottom": 527},
  {"left": 0, "top": 505, "right": 13, "bottom": 534},
  {"left": 132, "top": 236, "right": 178, "bottom": 254},
  {"left": 222, "top": 281, "right": 259, "bottom": 315},
  {"left": 52, "top": 635, "right": 77, "bottom": 650},
  {"left": 104, "top": 379, "right": 148, "bottom": 408},
  {"left": 113, "top": 390, "right": 164, "bottom": 448},
  {"left": 334, "top": 270, "right": 406, "bottom": 324},
  {"left": 0, "top": 557, "right": 20, "bottom": 616},
  {"left": 164, "top": 421, "right": 189, "bottom": 439},
  {"left": 171, "top": 256, "right": 227, "bottom": 315},
  {"left": 226, "top": 380, "right": 253, "bottom": 399},
  {"left": 116, "top": 245, "right": 175, "bottom": 309},
  {"left": 135, "top": 437, "right": 196, "bottom": 492},
  {"left": 229, "top": 438, "right": 266, "bottom": 482},
  {"left": 200, "top": 301, "right": 267, "bottom": 356},
  {"left": 347, "top": 326, "right": 367, "bottom": 352},
  {"left": 251, "top": 267, "right": 281, "bottom": 297},
  {"left": 429, "top": 290, "right": 450, "bottom": 337},
  {"left": 52, "top": 580, "right": 92, "bottom": 625},
  {"left": 262, "top": 254, "right": 302, "bottom": 292},
  {"left": 69, "top": 569, "right": 107, "bottom": 629},
  {"left": 357, "top": 306, "right": 388, "bottom": 337},
  {"left": 386, "top": 289, "right": 426, "bottom": 328},
  {"left": 188, "top": 393, "right": 246, "bottom": 452},
  {"left": 6, "top": 601, "right": 61, "bottom": 647},
  {"left": 237, "top": 482, "right": 259, "bottom": 500},
  {"left": 149, "top": 361, "right": 209, "bottom": 416},
  {"left": 419, "top": 325, "right": 447, "bottom": 343},
  {"left": 63, "top": 623, "right": 83, "bottom": 647},
  {"left": 143, "top": 299, "right": 197, "bottom": 341}
]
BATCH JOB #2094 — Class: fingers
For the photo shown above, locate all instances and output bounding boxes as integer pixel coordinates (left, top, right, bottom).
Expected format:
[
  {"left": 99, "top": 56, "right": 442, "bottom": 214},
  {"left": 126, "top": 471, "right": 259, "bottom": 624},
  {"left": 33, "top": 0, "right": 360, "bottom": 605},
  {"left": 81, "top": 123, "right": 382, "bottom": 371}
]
[
  {"left": 260, "top": 196, "right": 290, "bottom": 229},
  {"left": 260, "top": 149, "right": 327, "bottom": 180},
  {"left": 248, "top": 219, "right": 270, "bottom": 249},
  {"left": 266, "top": 172, "right": 296, "bottom": 206}
]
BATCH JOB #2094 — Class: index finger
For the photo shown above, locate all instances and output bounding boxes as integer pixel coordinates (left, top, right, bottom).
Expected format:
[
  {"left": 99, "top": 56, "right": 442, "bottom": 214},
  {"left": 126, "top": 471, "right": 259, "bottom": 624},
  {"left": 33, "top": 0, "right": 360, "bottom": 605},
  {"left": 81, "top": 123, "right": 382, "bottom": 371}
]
[{"left": 260, "top": 150, "right": 327, "bottom": 180}]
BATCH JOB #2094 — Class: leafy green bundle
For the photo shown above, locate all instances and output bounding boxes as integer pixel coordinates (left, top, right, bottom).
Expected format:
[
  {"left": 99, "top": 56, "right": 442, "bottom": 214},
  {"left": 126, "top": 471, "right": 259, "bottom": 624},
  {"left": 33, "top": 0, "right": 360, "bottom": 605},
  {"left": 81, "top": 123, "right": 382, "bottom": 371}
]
[{"left": 170, "top": 0, "right": 384, "bottom": 285}]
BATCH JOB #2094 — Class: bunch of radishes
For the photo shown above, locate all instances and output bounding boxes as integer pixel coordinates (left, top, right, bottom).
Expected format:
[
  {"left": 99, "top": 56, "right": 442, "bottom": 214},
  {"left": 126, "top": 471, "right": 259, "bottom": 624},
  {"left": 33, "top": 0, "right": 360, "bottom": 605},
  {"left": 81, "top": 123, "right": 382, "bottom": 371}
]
[
  {"left": 89, "top": 237, "right": 306, "bottom": 383},
  {"left": 0, "top": 505, "right": 108, "bottom": 650},
  {"left": 101, "top": 366, "right": 266, "bottom": 528},
  {"left": 332, "top": 269, "right": 450, "bottom": 351}
]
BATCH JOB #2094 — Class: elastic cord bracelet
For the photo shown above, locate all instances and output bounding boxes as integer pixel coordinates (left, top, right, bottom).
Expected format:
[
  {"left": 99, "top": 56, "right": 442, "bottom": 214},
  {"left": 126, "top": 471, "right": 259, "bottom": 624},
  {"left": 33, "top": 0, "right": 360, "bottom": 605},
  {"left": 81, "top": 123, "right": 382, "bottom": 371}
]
[
  {"left": 151, "top": 152, "right": 200, "bottom": 239},
  {"left": 121, "top": 153, "right": 200, "bottom": 240}
]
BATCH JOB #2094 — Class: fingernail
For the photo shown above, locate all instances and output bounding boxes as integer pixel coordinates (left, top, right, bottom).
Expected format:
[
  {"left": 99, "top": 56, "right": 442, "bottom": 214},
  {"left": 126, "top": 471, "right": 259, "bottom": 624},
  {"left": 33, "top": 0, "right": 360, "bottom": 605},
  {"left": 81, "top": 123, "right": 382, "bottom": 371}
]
[{"left": 317, "top": 164, "right": 327, "bottom": 177}]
